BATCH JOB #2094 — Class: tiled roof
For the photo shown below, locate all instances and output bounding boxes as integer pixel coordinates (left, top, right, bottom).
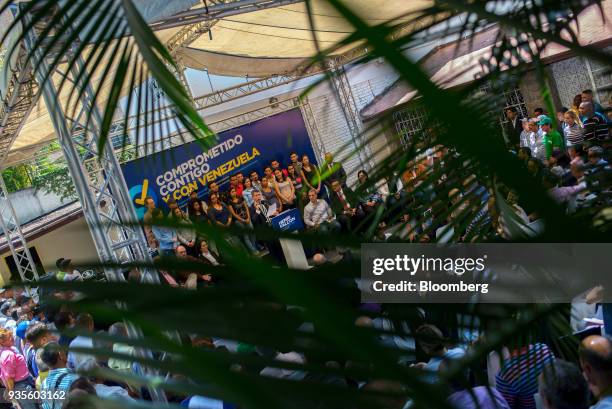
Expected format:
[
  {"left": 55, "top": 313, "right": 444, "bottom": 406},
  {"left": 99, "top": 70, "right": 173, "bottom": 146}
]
[
  {"left": 361, "top": 1, "right": 612, "bottom": 120},
  {"left": 0, "top": 202, "right": 83, "bottom": 254}
]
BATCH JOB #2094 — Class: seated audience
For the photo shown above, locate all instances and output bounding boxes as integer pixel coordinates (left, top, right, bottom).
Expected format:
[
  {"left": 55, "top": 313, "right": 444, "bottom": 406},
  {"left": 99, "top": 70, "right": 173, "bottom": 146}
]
[
  {"left": 439, "top": 358, "right": 510, "bottom": 409},
  {"left": 329, "top": 179, "right": 364, "bottom": 231},
  {"left": 579, "top": 335, "right": 612, "bottom": 409},
  {"left": 413, "top": 324, "right": 465, "bottom": 377},
  {"left": 538, "top": 359, "right": 589, "bottom": 409},
  {"left": 303, "top": 189, "right": 341, "bottom": 233},
  {"left": 495, "top": 342, "right": 554, "bottom": 409}
]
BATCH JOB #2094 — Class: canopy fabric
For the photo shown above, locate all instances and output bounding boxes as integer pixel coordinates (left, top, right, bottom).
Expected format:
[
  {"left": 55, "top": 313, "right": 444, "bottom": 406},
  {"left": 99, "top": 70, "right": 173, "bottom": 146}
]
[
  {"left": 171, "top": 0, "right": 430, "bottom": 75},
  {"left": 5, "top": 0, "right": 431, "bottom": 165}
]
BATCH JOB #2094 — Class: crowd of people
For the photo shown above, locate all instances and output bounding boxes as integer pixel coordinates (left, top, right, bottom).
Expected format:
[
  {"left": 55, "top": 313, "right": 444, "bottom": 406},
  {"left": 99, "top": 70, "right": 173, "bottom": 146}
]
[
  {"left": 0, "top": 285, "right": 610, "bottom": 409},
  {"left": 136, "top": 90, "right": 611, "bottom": 266},
  {"left": 0, "top": 89, "right": 610, "bottom": 409}
]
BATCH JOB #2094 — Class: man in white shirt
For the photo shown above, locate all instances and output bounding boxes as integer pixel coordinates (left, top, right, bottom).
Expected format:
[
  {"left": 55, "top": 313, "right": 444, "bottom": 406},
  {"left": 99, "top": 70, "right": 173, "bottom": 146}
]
[
  {"left": 303, "top": 189, "right": 340, "bottom": 234},
  {"left": 67, "top": 313, "right": 95, "bottom": 370}
]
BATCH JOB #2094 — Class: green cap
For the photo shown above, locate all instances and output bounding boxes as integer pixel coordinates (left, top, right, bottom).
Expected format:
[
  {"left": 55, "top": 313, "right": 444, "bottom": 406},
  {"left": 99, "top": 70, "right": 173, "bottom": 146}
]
[{"left": 538, "top": 116, "right": 552, "bottom": 126}]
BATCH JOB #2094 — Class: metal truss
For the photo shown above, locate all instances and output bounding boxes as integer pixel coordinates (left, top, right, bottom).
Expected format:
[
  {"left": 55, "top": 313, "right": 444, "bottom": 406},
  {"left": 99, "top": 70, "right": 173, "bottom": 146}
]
[
  {"left": 0, "top": 29, "right": 41, "bottom": 285},
  {"left": 0, "top": 175, "right": 39, "bottom": 284},
  {"left": 299, "top": 97, "right": 327, "bottom": 164},
  {"left": 150, "top": 0, "right": 304, "bottom": 31},
  {"left": 0, "top": 43, "right": 38, "bottom": 164},
  {"left": 139, "top": 96, "right": 302, "bottom": 154},
  {"left": 23, "top": 10, "right": 168, "bottom": 401},
  {"left": 166, "top": 19, "right": 219, "bottom": 56},
  {"left": 24, "top": 24, "right": 158, "bottom": 286},
  {"left": 326, "top": 59, "right": 373, "bottom": 170},
  {"left": 193, "top": 73, "right": 310, "bottom": 110}
]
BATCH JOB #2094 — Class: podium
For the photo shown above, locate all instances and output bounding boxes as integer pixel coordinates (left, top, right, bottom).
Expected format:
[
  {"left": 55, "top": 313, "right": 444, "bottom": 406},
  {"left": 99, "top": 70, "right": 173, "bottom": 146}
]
[{"left": 270, "top": 208, "right": 310, "bottom": 270}]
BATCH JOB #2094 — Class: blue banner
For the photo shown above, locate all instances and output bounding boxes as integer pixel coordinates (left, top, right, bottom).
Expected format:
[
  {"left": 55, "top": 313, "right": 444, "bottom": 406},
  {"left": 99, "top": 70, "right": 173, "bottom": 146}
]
[{"left": 121, "top": 109, "right": 317, "bottom": 218}]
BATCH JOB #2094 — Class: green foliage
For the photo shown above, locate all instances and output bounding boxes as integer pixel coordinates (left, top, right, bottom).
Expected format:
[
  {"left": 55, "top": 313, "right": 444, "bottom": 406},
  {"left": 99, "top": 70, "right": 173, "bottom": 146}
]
[
  {"left": 30, "top": 163, "right": 77, "bottom": 201},
  {"left": 1, "top": 164, "right": 33, "bottom": 192},
  {"left": 2, "top": 0, "right": 611, "bottom": 409}
]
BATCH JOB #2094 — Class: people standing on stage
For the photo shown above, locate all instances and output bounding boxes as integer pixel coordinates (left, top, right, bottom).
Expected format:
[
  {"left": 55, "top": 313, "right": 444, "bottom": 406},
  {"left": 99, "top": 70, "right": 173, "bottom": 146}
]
[
  {"left": 208, "top": 181, "right": 229, "bottom": 204},
  {"left": 287, "top": 164, "right": 303, "bottom": 192},
  {"left": 142, "top": 197, "right": 158, "bottom": 249},
  {"left": 151, "top": 208, "right": 177, "bottom": 257},
  {"left": 188, "top": 190, "right": 208, "bottom": 216},
  {"left": 250, "top": 171, "right": 262, "bottom": 191},
  {"left": 172, "top": 207, "right": 197, "bottom": 256},
  {"left": 289, "top": 151, "right": 302, "bottom": 175},
  {"left": 263, "top": 166, "right": 275, "bottom": 188},
  {"left": 323, "top": 152, "right": 348, "bottom": 188},
  {"left": 228, "top": 187, "right": 260, "bottom": 255},
  {"left": 271, "top": 159, "right": 288, "bottom": 178},
  {"left": 242, "top": 178, "right": 258, "bottom": 207},
  {"left": 274, "top": 169, "right": 296, "bottom": 209},
  {"left": 260, "top": 177, "right": 282, "bottom": 213},
  {"left": 208, "top": 193, "right": 232, "bottom": 229},
  {"left": 301, "top": 154, "right": 321, "bottom": 193}
]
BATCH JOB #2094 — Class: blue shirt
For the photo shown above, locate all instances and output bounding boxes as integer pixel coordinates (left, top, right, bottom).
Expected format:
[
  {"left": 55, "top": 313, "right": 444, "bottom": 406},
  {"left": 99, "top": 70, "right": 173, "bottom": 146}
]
[
  {"left": 152, "top": 225, "right": 176, "bottom": 250},
  {"left": 41, "top": 368, "right": 78, "bottom": 409}
]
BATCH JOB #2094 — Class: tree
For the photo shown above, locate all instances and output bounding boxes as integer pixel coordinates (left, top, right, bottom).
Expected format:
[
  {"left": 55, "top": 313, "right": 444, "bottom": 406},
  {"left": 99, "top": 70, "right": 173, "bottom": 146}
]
[{"left": 1, "top": 1, "right": 609, "bottom": 408}]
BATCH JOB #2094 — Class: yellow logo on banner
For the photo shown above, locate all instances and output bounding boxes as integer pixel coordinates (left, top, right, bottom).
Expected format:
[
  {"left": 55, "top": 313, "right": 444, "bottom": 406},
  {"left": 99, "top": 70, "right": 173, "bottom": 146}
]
[{"left": 134, "top": 179, "right": 149, "bottom": 205}]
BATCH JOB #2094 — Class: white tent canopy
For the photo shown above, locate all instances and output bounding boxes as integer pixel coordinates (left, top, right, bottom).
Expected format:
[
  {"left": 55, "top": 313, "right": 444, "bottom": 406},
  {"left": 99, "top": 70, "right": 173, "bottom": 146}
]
[{"left": 5, "top": 0, "right": 431, "bottom": 165}]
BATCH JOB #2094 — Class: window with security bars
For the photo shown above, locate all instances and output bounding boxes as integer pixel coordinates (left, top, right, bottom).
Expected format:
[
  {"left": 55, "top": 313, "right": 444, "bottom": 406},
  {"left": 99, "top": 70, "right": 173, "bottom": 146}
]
[
  {"left": 479, "top": 83, "right": 528, "bottom": 126},
  {"left": 393, "top": 105, "right": 428, "bottom": 149},
  {"left": 588, "top": 46, "right": 612, "bottom": 104}
]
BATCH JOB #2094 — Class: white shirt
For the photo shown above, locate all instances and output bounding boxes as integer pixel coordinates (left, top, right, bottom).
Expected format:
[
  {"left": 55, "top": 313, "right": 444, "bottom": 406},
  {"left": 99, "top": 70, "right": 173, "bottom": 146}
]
[
  {"left": 94, "top": 384, "right": 134, "bottom": 401},
  {"left": 67, "top": 336, "right": 95, "bottom": 370}
]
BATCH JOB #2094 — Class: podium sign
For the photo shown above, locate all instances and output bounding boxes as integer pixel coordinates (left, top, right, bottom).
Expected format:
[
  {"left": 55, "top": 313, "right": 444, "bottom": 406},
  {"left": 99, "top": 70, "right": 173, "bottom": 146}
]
[
  {"left": 270, "top": 208, "right": 309, "bottom": 270},
  {"left": 271, "top": 208, "right": 304, "bottom": 232}
]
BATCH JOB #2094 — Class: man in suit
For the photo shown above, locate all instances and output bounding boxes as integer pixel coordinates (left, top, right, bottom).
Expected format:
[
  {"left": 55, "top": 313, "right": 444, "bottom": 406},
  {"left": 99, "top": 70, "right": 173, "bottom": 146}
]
[
  {"left": 323, "top": 152, "right": 348, "bottom": 188},
  {"left": 249, "top": 190, "right": 283, "bottom": 262},
  {"left": 504, "top": 107, "right": 522, "bottom": 150},
  {"left": 329, "top": 179, "right": 364, "bottom": 232}
]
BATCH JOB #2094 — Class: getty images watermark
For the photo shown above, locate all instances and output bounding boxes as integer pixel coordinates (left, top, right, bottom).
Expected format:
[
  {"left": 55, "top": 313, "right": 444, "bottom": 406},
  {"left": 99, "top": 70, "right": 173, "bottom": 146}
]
[{"left": 360, "top": 243, "right": 612, "bottom": 303}]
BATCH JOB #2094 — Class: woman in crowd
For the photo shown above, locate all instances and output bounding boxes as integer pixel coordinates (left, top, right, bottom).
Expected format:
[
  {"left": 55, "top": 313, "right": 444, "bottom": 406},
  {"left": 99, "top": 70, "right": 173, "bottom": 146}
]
[
  {"left": 274, "top": 169, "right": 296, "bottom": 209},
  {"left": 260, "top": 177, "right": 282, "bottom": 213},
  {"left": 172, "top": 207, "right": 197, "bottom": 256},
  {"left": 570, "top": 93, "right": 584, "bottom": 126},
  {"left": 198, "top": 240, "right": 223, "bottom": 267},
  {"left": 207, "top": 193, "right": 232, "bottom": 228},
  {"left": 242, "top": 178, "right": 257, "bottom": 207},
  {"left": 563, "top": 110, "right": 584, "bottom": 148},
  {"left": 188, "top": 198, "right": 209, "bottom": 226},
  {"left": 287, "top": 164, "right": 303, "bottom": 192},
  {"left": 228, "top": 187, "right": 260, "bottom": 255},
  {"left": 0, "top": 328, "right": 38, "bottom": 409},
  {"left": 301, "top": 154, "right": 321, "bottom": 193}
]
